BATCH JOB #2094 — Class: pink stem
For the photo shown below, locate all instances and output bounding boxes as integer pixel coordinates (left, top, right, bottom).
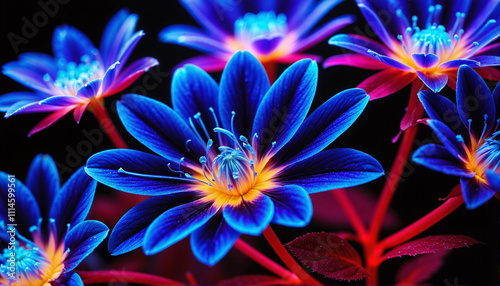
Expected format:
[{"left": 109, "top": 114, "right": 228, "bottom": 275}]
[{"left": 78, "top": 270, "right": 183, "bottom": 285}]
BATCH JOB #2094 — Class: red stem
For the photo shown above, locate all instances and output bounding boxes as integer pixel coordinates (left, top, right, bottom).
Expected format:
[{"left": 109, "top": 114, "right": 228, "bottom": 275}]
[
  {"left": 331, "top": 189, "right": 368, "bottom": 240},
  {"left": 89, "top": 99, "right": 128, "bottom": 149},
  {"left": 378, "top": 190, "right": 464, "bottom": 252},
  {"left": 78, "top": 270, "right": 183, "bottom": 285},
  {"left": 234, "top": 238, "right": 300, "bottom": 284},
  {"left": 369, "top": 119, "right": 419, "bottom": 242},
  {"left": 263, "top": 226, "right": 321, "bottom": 285}
]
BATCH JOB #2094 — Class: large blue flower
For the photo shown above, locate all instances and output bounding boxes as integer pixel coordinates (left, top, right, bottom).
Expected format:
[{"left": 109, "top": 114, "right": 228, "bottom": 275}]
[
  {"left": 159, "top": 0, "right": 355, "bottom": 71},
  {"left": 0, "top": 9, "right": 159, "bottom": 136},
  {"left": 0, "top": 155, "right": 108, "bottom": 285},
  {"left": 85, "top": 51, "right": 384, "bottom": 266},
  {"left": 413, "top": 65, "right": 500, "bottom": 209}
]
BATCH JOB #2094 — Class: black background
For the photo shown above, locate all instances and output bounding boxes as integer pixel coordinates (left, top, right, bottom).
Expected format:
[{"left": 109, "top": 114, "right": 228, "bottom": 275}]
[{"left": 0, "top": 0, "right": 498, "bottom": 284}]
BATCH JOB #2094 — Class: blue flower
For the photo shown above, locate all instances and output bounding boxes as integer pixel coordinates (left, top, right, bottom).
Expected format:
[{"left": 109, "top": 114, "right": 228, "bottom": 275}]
[
  {"left": 0, "top": 9, "right": 159, "bottom": 136},
  {"left": 85, "top": 51, "right": 384, "bottom": 266},
  {"left": 159, "top": 0, "right": 355, "bottom": 71},
  {"left": 413, "top": 65, "right": 500, "bottom": 209},
  {"left": 0, "top": 154, "right": 108, "bottom": 285}
]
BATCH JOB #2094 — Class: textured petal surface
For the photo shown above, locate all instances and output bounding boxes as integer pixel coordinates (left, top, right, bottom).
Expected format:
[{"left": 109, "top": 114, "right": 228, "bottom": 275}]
[
  {"left": 143, "top": 200, "right": 217, "bottom": 255},
  {"left": 416, "top": 71, "right": 448, "bottom": 93},
  {"left": 412, "top": 144, "right": 475, "bottom": 177},
  {"left": 418, "top": 90, "right": 467, "bottom": 136},
  {"left": 26, "top": 154, "right": 60, "bottom": 220},
  {"left": 64, "top": 220, "right": 109, "bottom": 272},
  {"left": 279, "top": 149, "right": 384, "bottom": 194},
  {"left": 223, "top": 194, "right": 274, "bottom": 236},
  {"left": 460, "top": 177, "right": 496, "bottom": 209},
  {"left": 263, "top": 185, "right": 312, "bottom": 227},
  {"left": 191, "top": 214, "right": 240, "bottom": 266},
  {"left": 108, "top": 192, "right": 197, "bottom": 255}
]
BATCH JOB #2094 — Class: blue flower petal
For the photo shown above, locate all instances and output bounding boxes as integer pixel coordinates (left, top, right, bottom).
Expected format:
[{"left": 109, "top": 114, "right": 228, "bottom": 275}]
[
  {"left": 418, "top": 90, "right": 468, "bottom": 137},
  {"left": 16, "top": 52, "right": 58, "bottom": 78},
  {"left": 52, "top": 25, "right": 98, "bottom": 63},
  {"left": 108, "top": 192, "right": 197, "bottom": 255},
  {"left": 412, "top": 53, "right": 440, "bottom": 69},
  {"left": 100, "top": 9, "right": 138, "bottom": 66},
  {"left": 470, "top": 55, "right": 500, "bottom": 67},
  {"left": 86, "top": 149, "right": 193, "bottom": 195},
  {"left": 49, "top": 167, "right": 96, "bottom": 238},
  {"left": 171, "top": 64, "right": 220, "bottom": 142},
  {"left": 427, "top": 119, "right": 468, "bottom": 159},
  {"left": 190, "top": 214, "right": 240, "bottom": 266},
  {"left": 493, "top": 82, "right": 500, "bottom": 120},
  {"left": 293, "top": 0, "right": 346, "bottom": 37},
  {"left": 117, "top": 94, "right": 205, "bottom": 162},
  {"left": 222, "top": 193, "right": 274, "bottom": 236},
  {"left": 273, "top": 88, "right": 368, "bottom": 165},
  {"left": 456, "top": 65, "right": 495, "bottom": 140},
  {"left": 369, "top": 50, "right": 414, "bottom": 71},
  {"left": 100, "top": 62, "right": 120, "bottom": 93},
  {"left": 143, "top": 200, "right": 217, "bottom": 255},
  {"left": 159, "top": 25, "right": 231, "bottom": 54},
  {"left": 178, "top": 0, "right": 237, "bottom": 37},
  {"left": 356, "top": 3, "right": 397, "bottom": 48},
  {"left": 279, "top": 149, "right": 384, "bottom": 194},
  {"left": 64, "top": 220, "right": 109, "bottom": 272},
  {"left": 76, "top": 79, "right": 102, "bottom": 99},
  {"left": 263, "top": 185, "right": 312, "bottom": 227},
  {"left": 115, "top": 30, "right": 146, "bottom": 69},
  {"left": 328, "top": 34, "right": 392, "bottom": 58},
  {"left": 26, "top": 154, "right": 60, "bottom": 221},
  {"left": 58, "top": 272, "right": 84, "bottom": 286},
  {"left": 0, "top": 92, "right": 46, "bottom": 112},
  {"left": 219, "top": 51, "right": 269, "bottom": 139},
  {"left": 460, "top": 177, "right": 496, "bottom": 209},
  {"left": 416, "top": 71, "right": 448, "bottom": 93},
  {"left": 439, "top": 59, "right": 481, "bottom": 69},
  {"left": 412, "top": 144, "right": 475, "bottom": 177},
  {"left": 0, "top": 171, "right": 41, "bottom": 236},
  {"left": 252, "top": 59, "right": 317, "bottom": 157},
  {"left": 2, "top": 61, "right": 53, "bottom": 95},
  {"left": 485, "top": 169, "right": 500, "bottom": 192}
]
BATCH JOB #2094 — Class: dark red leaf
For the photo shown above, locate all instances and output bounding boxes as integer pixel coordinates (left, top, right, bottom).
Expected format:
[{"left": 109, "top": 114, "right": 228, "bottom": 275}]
[
  {"left": 217, "top": 275, "right": 289, "bottom": 285},
  {"left": 396, "top": 251, "right": 448, "bottom": 285},
  {"left": 384, "top": 235, "right": 480, "bottom": 260},
  {"left": 286, "top": 232, "right": 368, "bottom": 281},
  {"left": 311, "top": 187, "right": 399, "bottom": 229}
]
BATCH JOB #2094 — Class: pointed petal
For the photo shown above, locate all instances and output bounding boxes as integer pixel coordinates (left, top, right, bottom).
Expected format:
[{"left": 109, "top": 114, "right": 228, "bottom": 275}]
[
  {"left": 49, "top": 167, "right": 96, "bottom": 238},
  {"left": 109, "top": 192, "right": 197, "bottom": 255},
  {"left": 469, "top": 55, "right": 500, "bottom": 67},
  {"left": 108, "top": 57, "right": 159, "bottom": 95},
  {"left": 416, "top": 71, "right": 448, "bottom": 92},
  {"left": 222, "top": 193, "right": 274, "bottom": 236},
  {"left": 85, "top": 149, "right": 194, "bottom": 196},
  {"left": 28, "top": 106, "right": 75, "bottom": 136},
  {"left": 412, "top": 144, "right": 474, "bottom": 177},
  {"left": 328, "top": 34, "right": 392, "bottom": 57},
  {"left": 191, "top": 214, "right": 240, "bottom": 266},
  {"left": 412, "top": 53, "right": 440, "bottom": 69},
  {"left": 100, "top": 9, "right": 138, "bottom": 66},
  {"left": 357, "top": 3, "right": 398, "bottom": 48},
  {"left": 293, "top": 0, "right": 346, "bottom": 37},
  {"left": 439, "top": 59, "right": 481, "bottom": 69},
  {"left": 26, "top": 154, "right": 60, "bottom": 220},
  {"left": 279, "top": 149, "right": 384, "bottom": 194},
  {"left": 159, "top": 25, "right": 231, "bottom": 54},
  {"left": 100, "top": 62, "right": 120, "bottom": 93},
  {"left": 116, "top": 31, "right": 145, "bottom": 68},
  {"left": 263, "top": 185, "right": 312, "bottom": 227},
  {"left": 358, "top": 69, "right": 416, "bottom": 100},
  {"left": 323, "top": 54, "right": 388, "bottom": 70},
  {"left": 460, "top": 177, "right": 496, "bottom": 209},
  {"left": 5, "top": 100, "right": 60, "bottom": 118},
  {"left": 39, "top": 95, "right": 83, "bottom": 106},
  {"left": 427, "top": 120, "right": 467, "bottom": 159},
  {"left": 117, "top": 94, "right": 205, "bottom": 161},
  {"left": 76, "top": 78, "right": 102, "bottom": 99},
  {"left": 171, "top": 64, "right": 219, "bottom": 141},
  {"left": 252, "top": 59, "right": 317, "bottom": 157},
  {"left": 64, "top": 220, "right": 109, "bottom": 272},
  {"left": 219, "top": 51, "right": 269, "bottom": 139},
  {"left": 52, "top": 25, "right": 98, "bottom": 63},
  {"left": 369, "top": 50, "right": 414, "bottom": 71},
  {"left": 0, "top": 92, "right": 46, "bottom": 112},
  {"left": 274, "top": 89, "right": 368, "bottom": 165},
  {"left": 73, "top": 102, "right": 90, "bottom": 124},
  {"left": 0, "top": 172, "right": 41, "bottom": 236},
  {"left": 456, "top": 65, "right": 494, "bottom": 140},
  {"left": 143, "top": 200, "right": 217, "bottom": 255},
  {"left": 2, "top": 61, "right": 53, "bottom": 95},
  {"left": 418, "top": 90, "right": 468, "bottom": 136}
]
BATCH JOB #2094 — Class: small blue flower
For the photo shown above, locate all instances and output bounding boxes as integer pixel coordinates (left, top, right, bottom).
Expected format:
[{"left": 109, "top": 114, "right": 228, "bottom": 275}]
[
  {"left": 413, "top": 65, "right": 500, "bottom": 209},
  {"left": 0, "top": 9, "right": 159, "bottom": 136},
  {"left": 85, "top": 51, "right": 384, "bottom": 266},
  {"left": 159, "top": 0, "right": 356, "bottom": 71},
  {"left": 0, "top": 154, "right": 108, "bottom": 285}
]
